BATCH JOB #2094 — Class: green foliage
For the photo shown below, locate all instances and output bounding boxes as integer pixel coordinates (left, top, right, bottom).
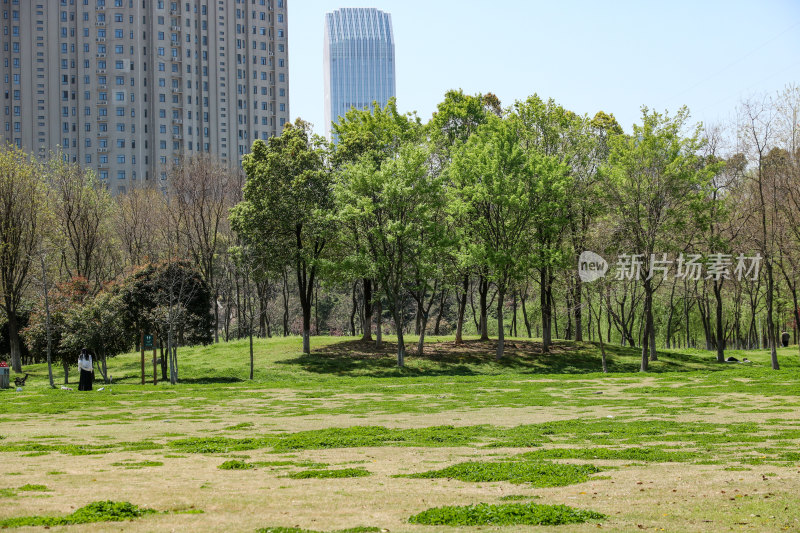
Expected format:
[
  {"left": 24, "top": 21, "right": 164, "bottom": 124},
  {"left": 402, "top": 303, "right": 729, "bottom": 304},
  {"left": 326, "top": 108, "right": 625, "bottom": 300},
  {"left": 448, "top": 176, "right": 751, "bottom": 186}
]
[
  {"left": 331, "top": 97, "right": 422, "bottom": 169},
  {"left": 287, "top": 467, "right": 370, "bottom": 479},
  {"left": 218, "top": 459, "right": 255, "bottom": 470},
  {"left": 0, "top": 500, "right": 155, "bottom": 528},
  {"left": 405, "top": 460, "right": 601, "bottom": 487},
  {"left": 334, "top": 142, "right": 450, "bottom": 364},
  {"left": 118, "top": 261, "right": 213, "bottom": 346},
  {"left": 407, "top": 502, "right": 605, "bottom": 526}
]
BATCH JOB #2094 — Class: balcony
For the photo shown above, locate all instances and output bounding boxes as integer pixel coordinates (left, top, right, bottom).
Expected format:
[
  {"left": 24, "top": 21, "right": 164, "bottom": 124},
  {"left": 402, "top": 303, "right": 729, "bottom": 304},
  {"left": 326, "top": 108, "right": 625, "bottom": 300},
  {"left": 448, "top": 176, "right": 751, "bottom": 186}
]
[
  {"left": 98, "top": 147, "right": 108, "bottom": 153},
  {"left": 95, "top": 21, "right": 105, "bottom": 26},
  {"left": 171, "top": 26, "right": 181, "bottom": 32},
  {"left": 173, "top": 134, "right": 183, "bottom": 140},
  {"left": 172, "top": 87, "right": 181, "bottom": 93}
]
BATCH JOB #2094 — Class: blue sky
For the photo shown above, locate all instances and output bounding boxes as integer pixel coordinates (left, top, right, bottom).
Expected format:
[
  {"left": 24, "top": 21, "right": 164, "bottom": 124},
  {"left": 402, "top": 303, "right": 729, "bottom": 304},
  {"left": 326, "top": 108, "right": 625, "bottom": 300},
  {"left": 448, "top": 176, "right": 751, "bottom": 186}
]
[{"left": 288, "top": 0, "right": 800, "bottom": 135}]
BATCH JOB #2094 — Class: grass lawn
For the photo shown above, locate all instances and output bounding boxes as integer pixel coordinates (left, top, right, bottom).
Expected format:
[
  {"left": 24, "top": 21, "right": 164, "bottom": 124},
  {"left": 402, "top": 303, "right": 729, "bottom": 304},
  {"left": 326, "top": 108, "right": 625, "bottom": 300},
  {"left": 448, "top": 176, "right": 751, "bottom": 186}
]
[{"left": 1, "top": 335, "right": 800, "bottom": 531}]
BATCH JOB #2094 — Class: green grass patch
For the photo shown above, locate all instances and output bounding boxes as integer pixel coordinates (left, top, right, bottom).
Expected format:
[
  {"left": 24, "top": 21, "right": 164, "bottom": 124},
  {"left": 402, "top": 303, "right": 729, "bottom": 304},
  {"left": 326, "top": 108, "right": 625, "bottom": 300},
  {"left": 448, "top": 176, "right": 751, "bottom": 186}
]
[
  {"left": 218, "top": 459, "right": 255, "bottom": 470},
  {"left": 517, "top": 446, "right": 700, "bottom": 462},
  {"left": 498, "top": 494, "right": 540, "bottom": 501},
  {"left": 17, "top": 484, "right": 48, "bottom": 492},
  {"left": 408, "top": 502, "right": 605, "bottom": 526},
  {"left": 256, "top": 526, "right": 381, "bottom": 533},
  {"left": 0, "top": 500, "right": 156, "bottom": 528},
  {"left": 223, "top": 422, "right": 255, "bottom": 431},
  {"left": 287, "top": 467, "right": 371, "bottom": 479},
  {"left": 405, "top": 461, "right": 601, "bottom": 487},
  {"left": 110, "top": 460, "right": 163, "bottom": 469}
]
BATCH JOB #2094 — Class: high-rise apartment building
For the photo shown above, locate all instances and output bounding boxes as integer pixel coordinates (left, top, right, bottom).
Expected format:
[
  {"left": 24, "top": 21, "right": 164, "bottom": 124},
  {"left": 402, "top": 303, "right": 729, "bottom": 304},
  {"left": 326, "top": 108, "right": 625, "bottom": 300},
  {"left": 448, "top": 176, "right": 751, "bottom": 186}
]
[
  {"left": 1, "top": 0, "right": 290, "bottom": 194},
  {"left": 323, "top": 7, "right": 394, "bottom": 140}
]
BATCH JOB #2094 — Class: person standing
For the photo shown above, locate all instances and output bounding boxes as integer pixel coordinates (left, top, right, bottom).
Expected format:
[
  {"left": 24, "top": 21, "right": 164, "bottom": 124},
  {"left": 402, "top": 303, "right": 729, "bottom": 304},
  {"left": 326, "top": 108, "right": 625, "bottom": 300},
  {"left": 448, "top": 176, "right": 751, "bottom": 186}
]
[{"left": 78, "top": 348, "right": 93, "bottom": 391}]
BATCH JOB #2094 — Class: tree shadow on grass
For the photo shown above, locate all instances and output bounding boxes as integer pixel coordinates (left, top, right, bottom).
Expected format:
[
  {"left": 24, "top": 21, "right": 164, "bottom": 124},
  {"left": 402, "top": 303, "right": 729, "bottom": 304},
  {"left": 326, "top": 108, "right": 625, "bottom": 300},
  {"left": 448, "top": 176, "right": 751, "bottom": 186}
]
[{"left": 276, "top": 338, "right": 719, "bottom": 378}]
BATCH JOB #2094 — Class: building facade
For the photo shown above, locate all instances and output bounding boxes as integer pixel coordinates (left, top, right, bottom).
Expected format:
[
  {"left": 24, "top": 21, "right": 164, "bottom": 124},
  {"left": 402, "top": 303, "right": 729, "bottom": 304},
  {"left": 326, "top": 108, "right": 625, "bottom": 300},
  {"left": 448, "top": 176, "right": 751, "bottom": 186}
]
[
  {"left": 323, "top": 7, "right": 394, "bottom": 140},
  {"left": 0, "top": 0, "right": 290, "bottom": 194}
]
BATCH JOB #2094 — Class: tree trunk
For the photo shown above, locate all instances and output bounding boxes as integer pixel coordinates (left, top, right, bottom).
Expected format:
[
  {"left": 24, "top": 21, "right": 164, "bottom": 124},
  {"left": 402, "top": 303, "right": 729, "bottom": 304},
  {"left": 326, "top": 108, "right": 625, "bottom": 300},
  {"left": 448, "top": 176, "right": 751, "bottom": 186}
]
[
  {"left": 434, "top": 290, "right": 446, "bottom": 335},
  {"left": 574, "top": 274, "right": 583, "bottom": 341},
  {"left": 41, "top": 254, "right": 54, "bottom": 388},
  {"left": 7, "top": 311, "right": 22, "bottom": 373},
  {"left": 393, "top": 308, "right": 405, "bottom": 367},
  {"left": 417, "top": 315, "right": 428, "bottom": 356},
  {"left": 375, "top": 298, "right": 383, "bottom": 349},
  {"left": 540, "top": 269, "right": 552, "bottom": 352},
  {"left": 520, "top": 287, "right": 532, "bottom": 337},
  {"left": 496, "top": 287, "right": 506, "bottom": 360},
  {"left": 214, "top": 287, "right": 220, "bottom": 343},
  {"left": 362, "top": 278, "right": 373, "bottom": 341},
  {"left": 479, "top": 273, "right": 489, "bottom": 341},
  {"left": 455, "top": 275, "right": 468, "bottom": 344},
  {"left": 766, "top": 262, "right": 779, "bottom": 369},
  {"left": 349, "top": 281, "right": 358, "bottom": 337},
  {"left": 510, "top": 290, "right": 517, "bottom": 337},
  {"left": 282, "top": 269, "right": 290, "bottom": 336},
  {"left": 641, "top": 278, "right": 653, "bottom": 371},
  {"left": 249, "top": 326, "right": 254, "bottom": 380},
  {"left": 714, "top": 280, "right": 725, "bottom": 362},
  {"left": 160, "top": 341, "right": 167, "bottom": 382},
  {"left": 597, "top": 302, "right": 608, "bottom": 373}
]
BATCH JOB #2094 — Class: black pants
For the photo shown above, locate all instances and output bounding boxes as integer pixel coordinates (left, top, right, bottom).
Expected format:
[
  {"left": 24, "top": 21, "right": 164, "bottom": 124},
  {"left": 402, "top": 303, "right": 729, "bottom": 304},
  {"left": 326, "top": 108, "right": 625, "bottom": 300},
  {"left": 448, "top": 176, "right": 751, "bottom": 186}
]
[{"left": 78, "top": 369, "right": 93, "bottom": 391}]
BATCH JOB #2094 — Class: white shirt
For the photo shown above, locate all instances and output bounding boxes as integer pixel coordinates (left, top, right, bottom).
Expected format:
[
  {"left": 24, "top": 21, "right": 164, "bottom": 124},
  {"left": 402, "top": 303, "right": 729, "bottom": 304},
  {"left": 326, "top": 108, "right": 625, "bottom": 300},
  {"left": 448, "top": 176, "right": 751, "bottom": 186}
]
[{"left": 79, "top": 355, "right": 93, "bottom": 372}]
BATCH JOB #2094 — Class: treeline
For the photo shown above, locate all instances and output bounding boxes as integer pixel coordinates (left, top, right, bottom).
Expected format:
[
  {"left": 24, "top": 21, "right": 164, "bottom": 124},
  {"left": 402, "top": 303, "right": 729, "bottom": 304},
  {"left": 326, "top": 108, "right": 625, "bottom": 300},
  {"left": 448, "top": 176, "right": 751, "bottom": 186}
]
[{"left": 1, "top": 86, "right": 798, "bottom": 379}]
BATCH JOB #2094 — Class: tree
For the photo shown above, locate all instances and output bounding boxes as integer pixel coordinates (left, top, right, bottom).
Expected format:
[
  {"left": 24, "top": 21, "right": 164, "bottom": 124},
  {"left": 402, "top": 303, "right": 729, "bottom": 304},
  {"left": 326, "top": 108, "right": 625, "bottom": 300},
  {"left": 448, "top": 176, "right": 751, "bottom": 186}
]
[
  {"left": 170, "top": 154, "right": 236, "bottom": 343},
  {"left": 738, "top": 97, "right": 782, "bottom": 369},
  {"left": 47, "top": 155, "right": 114, "bottom": 287},
  {"left": 114, "top": 187, "right": 167, "bottom": 267},
  {"left": 449, "top": 114, "right": 568, "bottom": 359},
  {"left": 61, "top": 290, "right": 128, "bottom": 383},
  {"left": 430, "top": 90, "right": 500, "bottom": 344},
  {"left": 231, "top": 120, "right": 334, "bottom": 354},
  {"left": 335, "top": 142, "right": 447, "bottom": 366},
  {"left": 119, "top": 261, "right": 213, "bottom": 384},
  {"left": 332, "top": 99, "right": 421, "bottom": 343},
  {"left": 0, "top": 146, "right": 47, "bottom": 372},
  {"left": 604, "top": 107, "right": 711, "bottom": 371}
]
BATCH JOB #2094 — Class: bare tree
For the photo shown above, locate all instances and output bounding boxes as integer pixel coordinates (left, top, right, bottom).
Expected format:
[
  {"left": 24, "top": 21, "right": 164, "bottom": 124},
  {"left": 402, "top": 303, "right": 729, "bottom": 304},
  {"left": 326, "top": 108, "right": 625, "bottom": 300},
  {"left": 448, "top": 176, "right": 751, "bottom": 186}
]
[
  {"left": 170, "top": 155, "right": 236, "bottom": 343},
  {"left": 115, "top": 187, "right": 166, "bottom": 267},
  {"left": 738, "top": 96, "right": 782, "bottom": 369},
  {"left": 47, "top": 155, "right": 114, "bottom": 287}
]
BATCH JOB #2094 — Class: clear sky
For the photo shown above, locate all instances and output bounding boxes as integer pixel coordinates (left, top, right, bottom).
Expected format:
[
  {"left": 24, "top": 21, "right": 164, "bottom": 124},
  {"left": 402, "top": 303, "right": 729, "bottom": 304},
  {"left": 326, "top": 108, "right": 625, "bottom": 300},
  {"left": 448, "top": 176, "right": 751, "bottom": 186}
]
[{"left": 288, "top": 0, "right": 800, "bottom": 135}]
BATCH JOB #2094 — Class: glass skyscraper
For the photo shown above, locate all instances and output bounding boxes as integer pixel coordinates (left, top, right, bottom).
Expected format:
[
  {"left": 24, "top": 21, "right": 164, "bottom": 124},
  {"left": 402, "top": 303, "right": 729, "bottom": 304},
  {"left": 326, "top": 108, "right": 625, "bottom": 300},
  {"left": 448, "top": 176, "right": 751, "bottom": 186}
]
[{"left": 323, "top": 8, "right": 395, "bottom": 139}]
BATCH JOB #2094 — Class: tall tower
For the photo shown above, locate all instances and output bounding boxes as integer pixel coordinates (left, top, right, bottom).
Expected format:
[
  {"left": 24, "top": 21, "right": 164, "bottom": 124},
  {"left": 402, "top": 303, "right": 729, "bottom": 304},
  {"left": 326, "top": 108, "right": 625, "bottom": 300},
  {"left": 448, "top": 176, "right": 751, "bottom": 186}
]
[
  {"left": 323, "top": 7, "right": 395, "bottom": 140},
  {"left": 0, "top": 0, "right": 290, "bottom": 194}
]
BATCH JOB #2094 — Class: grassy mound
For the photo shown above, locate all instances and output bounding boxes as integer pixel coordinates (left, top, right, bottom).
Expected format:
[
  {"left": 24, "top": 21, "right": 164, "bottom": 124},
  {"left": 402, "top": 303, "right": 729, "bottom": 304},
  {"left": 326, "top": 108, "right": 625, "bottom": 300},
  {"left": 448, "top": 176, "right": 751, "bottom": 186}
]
[
  {"left": 408, "top": 502, "right": 605, "bottom": 526},
  {"left": 0, "top": 500, "right": 155, "bottom": 528},
  {"left": 287, "top": 467, "right": 371, "bottom": 479},
  {"left": 405, "top": 461, "right": 601, "bottom": 487}
]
